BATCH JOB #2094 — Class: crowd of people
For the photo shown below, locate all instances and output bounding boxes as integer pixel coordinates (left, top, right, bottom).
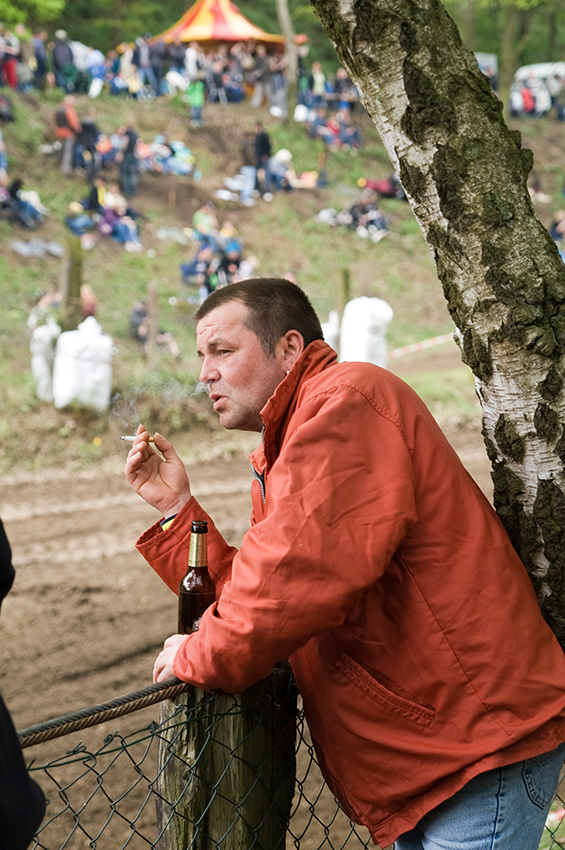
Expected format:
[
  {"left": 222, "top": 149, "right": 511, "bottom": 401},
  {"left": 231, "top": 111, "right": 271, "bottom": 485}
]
[
  {"left": 510, "top": 72, "right": 565, "bottom": 119},
  {"left": 52, "top": 98, "right": 196, "bottom": 186},
  {"left": 0, "top": 24, "right": 360, "bottom": 128},
  {"left": 181, "top": 201, "right": 257, "bottom": 301},
  {"left": 65, "top": 175, "right": 144, "bottom": 251},
  {"left": 315, "top": 187, "right": 391, "bottom": 242}
]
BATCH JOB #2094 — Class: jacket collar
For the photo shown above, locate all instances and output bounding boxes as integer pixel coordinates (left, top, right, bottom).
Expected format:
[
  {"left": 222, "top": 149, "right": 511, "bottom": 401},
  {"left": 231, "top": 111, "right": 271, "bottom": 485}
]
[{"left": 249, "top": 340, "right": 337, "bottom": 473}]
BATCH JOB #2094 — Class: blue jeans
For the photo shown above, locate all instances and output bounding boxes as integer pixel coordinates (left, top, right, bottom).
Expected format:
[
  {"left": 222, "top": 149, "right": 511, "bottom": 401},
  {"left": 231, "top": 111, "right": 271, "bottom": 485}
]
[
  {"left": 240, "top": 165, "right": 257, "bottom": 203},
  {"left": 396, "top": 741, "right": 565, "bottom": 850}
]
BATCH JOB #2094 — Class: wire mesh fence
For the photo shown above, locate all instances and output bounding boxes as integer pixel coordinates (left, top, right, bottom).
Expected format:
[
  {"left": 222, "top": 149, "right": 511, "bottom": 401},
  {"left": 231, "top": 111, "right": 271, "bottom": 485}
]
[{"left": 19, "top": 668, "right": 565, "bottom": 850}]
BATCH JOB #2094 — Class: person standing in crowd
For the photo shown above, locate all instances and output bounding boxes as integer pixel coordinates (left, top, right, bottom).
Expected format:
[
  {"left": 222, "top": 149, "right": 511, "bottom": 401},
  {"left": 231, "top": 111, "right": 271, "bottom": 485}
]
[
  {"left": 149, "top": 37, "right": 166, "bottom": 96},
  {"left": 184, "top": 40, "right": 201, "bottom": 82},
  {"left": 167, "top": 35, "right": 186, "bottom": 75},
  {"left": 0, "top": 518, "right": 46, "bottom": 848},
  {"left": 269, "top": 53, "right": 288, "bottom": 118},
  {"left": 55, "top": 94, "right": 82, "bottom": 176},
  {"left": 187, "top": 73, "right": 205, "bottom": 127},
  {"left": 240, "top": 130, "right": 257, "bottom": 207},
  {"left": 250, "top": 44, "right": 270, "bottom": 108},
  {"left": 1, "top": 28, "right": 19, "bottom": 90},
  {"left": 126, "top": 278, "right": 565, "bottom": 850},
  {"left": 132, "top": 34, "right": 157, "bottom": 95},
  {"left": 14, "top": 24, "right": 34, "bottom": 91},
  {"left": 117, "top": 122, "right": 138, "bottom": 197},
  {"left": 52, "top": 30, "right": 74, "bottom": 91},
  {"left": 32, "top": 30, "right": 48, "bottom": 88},
  {"left": 308, "top": 60, "right": 326, "bottom": 108},
  {"left": 254, "top": 122, "right": 271, "bottom": 197},
  {"left": 77, "top": 107, "right": 100, "bottom": 182}
]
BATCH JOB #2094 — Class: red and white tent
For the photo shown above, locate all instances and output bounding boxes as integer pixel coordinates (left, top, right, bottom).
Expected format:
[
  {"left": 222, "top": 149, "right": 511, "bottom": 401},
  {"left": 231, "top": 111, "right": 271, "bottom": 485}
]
[{"left": 156, "top": 0, "right": 285, "bottom": 47}]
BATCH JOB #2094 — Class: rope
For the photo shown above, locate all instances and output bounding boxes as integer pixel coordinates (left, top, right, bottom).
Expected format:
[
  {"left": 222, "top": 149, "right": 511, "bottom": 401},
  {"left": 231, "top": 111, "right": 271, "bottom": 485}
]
[
  {"left": 18, "top": 678, "right": 191, "bottom": 749},
  {"left": 388, "top": 332, "right": 455, "bottom": 359}
]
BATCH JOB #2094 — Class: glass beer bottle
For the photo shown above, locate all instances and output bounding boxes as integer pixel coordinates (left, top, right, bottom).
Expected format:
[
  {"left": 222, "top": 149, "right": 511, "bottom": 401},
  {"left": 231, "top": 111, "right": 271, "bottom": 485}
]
[{"left": 178, "top": 520, "right": 215, "bottom": 634}]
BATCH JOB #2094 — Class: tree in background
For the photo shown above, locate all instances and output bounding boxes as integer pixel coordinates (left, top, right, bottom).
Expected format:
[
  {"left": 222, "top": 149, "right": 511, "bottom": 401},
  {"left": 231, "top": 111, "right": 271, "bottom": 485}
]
[
  {"left": 445, "top": 0, "right": 565, "bottom": 115},
  {"left": 310, "top": 0, "right": 565, "bottom": 646},
  {"left": 0, "top": 0, "right": 64, "bottom": 26}
]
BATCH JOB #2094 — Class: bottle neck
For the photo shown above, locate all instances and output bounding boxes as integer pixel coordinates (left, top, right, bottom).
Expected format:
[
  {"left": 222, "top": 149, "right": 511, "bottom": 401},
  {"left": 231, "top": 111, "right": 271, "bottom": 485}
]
[{"left": 187, "top": 532, "right": 208, "bottom": 569}]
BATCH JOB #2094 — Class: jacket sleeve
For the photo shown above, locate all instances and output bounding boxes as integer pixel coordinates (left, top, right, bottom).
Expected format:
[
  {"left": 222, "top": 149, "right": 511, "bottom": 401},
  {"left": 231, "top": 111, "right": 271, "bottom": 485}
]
[
  {"left": 136, "top": 496, "right": 238, "bottom": 594},
  {"left": 172, "top": 386, "right": 418, "bottom": 694}
]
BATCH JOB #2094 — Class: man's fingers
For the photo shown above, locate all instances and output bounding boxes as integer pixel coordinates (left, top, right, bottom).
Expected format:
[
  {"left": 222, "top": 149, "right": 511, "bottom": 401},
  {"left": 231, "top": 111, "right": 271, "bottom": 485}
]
[{"left": 153, "top": 432, "right": 183, "bottom": 465}]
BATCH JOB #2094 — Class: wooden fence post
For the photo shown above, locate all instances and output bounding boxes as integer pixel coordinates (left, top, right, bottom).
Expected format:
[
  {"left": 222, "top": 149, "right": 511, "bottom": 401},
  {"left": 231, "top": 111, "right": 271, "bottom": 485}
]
[
  {"left": 340, "top": 266, "right": 351, "bottom": 319},
  {"left": 60, "top": 234, "right": 83, "bottom": 332},
  {"left": 155, "top": 665, "right": 297, "bottom": 850}
]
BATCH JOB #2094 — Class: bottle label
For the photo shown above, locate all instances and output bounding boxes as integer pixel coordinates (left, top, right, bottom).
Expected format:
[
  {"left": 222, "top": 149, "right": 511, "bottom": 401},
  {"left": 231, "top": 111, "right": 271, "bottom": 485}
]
[{"left": 192, "top": 617, "right": 202, "bottom": 631}]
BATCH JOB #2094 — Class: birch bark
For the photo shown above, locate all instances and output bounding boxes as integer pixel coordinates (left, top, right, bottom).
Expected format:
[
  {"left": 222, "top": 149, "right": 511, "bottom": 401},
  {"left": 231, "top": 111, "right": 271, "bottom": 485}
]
[{"left": 310, "top": 0, "right": 565, "bottom": 643}]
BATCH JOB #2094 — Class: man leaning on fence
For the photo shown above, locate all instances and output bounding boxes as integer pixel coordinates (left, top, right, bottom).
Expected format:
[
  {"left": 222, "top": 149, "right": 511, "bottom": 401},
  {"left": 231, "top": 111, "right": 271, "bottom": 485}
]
[{"left": 125, "top": 278, "right": 565, "bottom": 850}]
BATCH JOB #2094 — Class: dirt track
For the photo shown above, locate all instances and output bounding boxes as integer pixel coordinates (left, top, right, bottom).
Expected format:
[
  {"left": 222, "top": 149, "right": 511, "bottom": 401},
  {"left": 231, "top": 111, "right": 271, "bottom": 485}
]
[
  {"left": 0, "top": 345, "right": 492, "bottom": 735},
  {"left": 0, "top": 345, "right": 493, "bottom": 849}
]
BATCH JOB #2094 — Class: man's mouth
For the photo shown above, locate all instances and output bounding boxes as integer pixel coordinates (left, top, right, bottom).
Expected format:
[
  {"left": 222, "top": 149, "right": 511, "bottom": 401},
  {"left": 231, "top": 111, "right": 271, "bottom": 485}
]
[{"left": 210, "top": 394, "right": 225, "bottom": 411}]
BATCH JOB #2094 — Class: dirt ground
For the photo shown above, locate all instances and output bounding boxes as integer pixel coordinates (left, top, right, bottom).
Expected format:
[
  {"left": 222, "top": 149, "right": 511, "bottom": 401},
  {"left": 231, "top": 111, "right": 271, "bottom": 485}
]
[
  {"left": 0, "top": 343, "right": 492, "bottom": 848},
  {"left": 0, "top": 341, "right": 491, "bottom": 732}
]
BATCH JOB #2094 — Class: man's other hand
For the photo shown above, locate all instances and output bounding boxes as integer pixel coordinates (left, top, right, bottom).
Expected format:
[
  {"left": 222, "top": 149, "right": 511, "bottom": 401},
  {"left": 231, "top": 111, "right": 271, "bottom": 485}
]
[{"left": 153, "top": 634, "right": 189, "bottom": 683}]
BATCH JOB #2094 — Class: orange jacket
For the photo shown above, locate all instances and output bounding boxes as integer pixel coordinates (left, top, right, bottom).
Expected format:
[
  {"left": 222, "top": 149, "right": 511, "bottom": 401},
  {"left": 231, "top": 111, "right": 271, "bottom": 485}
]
[
  {"left": 137, "top": 341, "right": 565, "bottom": 846},
  {"left": 55, "top": 106, "right": 81, "bottom": 140}
]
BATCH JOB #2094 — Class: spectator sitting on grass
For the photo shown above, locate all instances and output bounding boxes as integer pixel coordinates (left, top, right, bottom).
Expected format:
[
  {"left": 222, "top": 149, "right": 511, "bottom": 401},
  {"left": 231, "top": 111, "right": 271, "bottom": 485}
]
[
  {"left": 192, "top": 201, "right": 219, "bottom": 251},
  {"left": 5, "top": 177, "right": 44, "bottom": 228},
  {"left": 129, "top": 298, "right": 180, "bottom": 358},
  {"left": 217, "top": 240, "right": 243, "bottom": 285},
  {"left": 268, "top": 148, "right": 296, "bottom": 192},
  {"left": 181, "top": 244, "right": 219, "bottom": 301},
  {"left": 82, "top": 175, "right": 107, "bottom": 213}
]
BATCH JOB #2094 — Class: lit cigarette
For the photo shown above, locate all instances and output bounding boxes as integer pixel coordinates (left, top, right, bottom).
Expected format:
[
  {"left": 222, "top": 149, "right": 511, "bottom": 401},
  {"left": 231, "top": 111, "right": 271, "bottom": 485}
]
[{"left": 120, "top": 435, "right": 155, "bottom": 442}]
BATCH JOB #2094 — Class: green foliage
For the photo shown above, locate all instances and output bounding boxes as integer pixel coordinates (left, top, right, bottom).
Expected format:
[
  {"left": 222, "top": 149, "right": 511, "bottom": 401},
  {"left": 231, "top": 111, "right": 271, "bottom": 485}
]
[
  {"left": 445, "top": 0, "right": 565, "bottom": 65},
  {"left": 45, "top": 0, "right": 186, "bottom": 49},
  {"left": 0, "top": 0, "right": 65, "bottom": 25},
  {"left": 0, "top": 90, "right": 461, "bottom": 473}
]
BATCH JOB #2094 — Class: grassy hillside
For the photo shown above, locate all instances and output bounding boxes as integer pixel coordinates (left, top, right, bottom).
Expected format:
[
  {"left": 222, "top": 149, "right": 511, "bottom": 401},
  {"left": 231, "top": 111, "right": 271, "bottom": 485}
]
[{"left": 1, "top": 89, "right": 557, "bottom": 475}]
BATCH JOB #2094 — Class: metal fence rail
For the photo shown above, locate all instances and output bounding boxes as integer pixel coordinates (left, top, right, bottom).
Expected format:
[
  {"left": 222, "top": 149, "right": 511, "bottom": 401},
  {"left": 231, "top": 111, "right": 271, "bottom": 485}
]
[{"left": 19, "top": 675, "right": 565, "bottom": 850}]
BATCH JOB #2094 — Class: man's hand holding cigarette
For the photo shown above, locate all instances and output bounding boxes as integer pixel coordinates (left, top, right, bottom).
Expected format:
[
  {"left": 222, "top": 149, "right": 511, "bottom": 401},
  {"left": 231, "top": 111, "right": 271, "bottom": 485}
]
[{"left": 123, "top": 424, "right": 191, "bottom": 517}]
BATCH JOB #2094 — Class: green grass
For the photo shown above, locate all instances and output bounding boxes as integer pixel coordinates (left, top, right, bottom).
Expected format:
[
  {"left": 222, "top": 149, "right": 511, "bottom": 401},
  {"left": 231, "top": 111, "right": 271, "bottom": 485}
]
[
  {"left": 401, "top": 367, "right": 480, "bottom": 428},
  {"left": 0, "top": 91, "right": 471, "bottom": 473}
]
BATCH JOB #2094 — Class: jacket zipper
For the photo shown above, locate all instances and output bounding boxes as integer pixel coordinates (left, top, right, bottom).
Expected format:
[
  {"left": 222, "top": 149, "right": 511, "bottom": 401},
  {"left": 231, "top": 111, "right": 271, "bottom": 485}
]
[{"left": 251, "top": 465, "right": 266, "bottom": 505}]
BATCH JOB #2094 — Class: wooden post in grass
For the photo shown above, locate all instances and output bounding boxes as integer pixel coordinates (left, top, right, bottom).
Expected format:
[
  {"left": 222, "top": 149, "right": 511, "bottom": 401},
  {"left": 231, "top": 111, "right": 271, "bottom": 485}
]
[
  {"left": 340, "top": 266, "right": 351, "bottom": 319},
  {"left": 60, "top": 234, "right": 83, "bottom": 331},
  {"left": 155, "top": 665, "right": 297, "bottom": 850}
]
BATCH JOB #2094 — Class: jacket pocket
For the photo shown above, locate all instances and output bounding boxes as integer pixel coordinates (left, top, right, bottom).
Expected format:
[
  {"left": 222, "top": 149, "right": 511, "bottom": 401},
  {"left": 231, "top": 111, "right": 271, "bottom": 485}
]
[{"left": 335, "top": 653, "right": 436, "bottom": 728}]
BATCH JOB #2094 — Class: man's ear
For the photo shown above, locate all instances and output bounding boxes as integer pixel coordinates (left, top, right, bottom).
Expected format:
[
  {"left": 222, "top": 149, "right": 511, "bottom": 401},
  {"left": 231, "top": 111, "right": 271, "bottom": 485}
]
[{"left": 280, "top": 330, "right": 305, "bottom": 372}]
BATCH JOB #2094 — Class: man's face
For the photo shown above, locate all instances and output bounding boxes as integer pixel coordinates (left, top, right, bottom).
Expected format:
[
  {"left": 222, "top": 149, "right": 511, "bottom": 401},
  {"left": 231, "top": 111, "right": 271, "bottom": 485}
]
[{"left": 196, "top": 301, "right": 286, "bottom": 431}]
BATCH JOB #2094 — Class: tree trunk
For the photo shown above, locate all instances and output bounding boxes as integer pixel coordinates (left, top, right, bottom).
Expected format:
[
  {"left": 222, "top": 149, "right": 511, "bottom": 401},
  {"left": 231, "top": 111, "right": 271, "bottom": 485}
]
[
  {"left": 309, "top": 0, "right": 565, "bottom": 645},
  {"left": 459, "top": 0, "right": 475, "bottom": 50},
  {"left": 277, "top": 0, "right": 298, "bottom": 86},
  {"left": 498, "top": 3, "right": 531, "bottom": 121}
]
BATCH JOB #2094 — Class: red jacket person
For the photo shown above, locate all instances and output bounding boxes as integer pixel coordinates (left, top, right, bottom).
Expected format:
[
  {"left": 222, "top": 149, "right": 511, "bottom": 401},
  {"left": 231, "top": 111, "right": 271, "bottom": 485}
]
[{"left": 125, "top": 279, "right": 565, "bottom": 850}]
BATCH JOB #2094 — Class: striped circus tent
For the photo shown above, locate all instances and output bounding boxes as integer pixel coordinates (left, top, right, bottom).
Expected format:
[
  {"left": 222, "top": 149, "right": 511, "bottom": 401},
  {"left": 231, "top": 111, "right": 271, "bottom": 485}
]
[{"left": 156, "top": 0, "right": 285, "bottom": 46}]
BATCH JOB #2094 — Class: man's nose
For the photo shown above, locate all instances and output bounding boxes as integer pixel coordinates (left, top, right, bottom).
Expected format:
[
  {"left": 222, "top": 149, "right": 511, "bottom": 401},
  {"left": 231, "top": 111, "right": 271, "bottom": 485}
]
[{"left": 199, "top": 356, "right": 219, "bottom": 385}]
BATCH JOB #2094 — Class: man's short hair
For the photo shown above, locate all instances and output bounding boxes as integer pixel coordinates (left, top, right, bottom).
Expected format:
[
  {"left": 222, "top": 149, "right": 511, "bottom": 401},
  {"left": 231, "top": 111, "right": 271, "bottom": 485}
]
[{"left": 195, "top": 278, "right": 324, "bottom": 355}]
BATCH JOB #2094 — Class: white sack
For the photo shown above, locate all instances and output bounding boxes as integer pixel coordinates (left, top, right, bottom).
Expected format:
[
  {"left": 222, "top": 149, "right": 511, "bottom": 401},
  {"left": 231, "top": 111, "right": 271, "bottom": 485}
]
[
  {"left": 52, "top": 316, "right": 113, "bottom": 411},
  {"left": 339, "top": 296, "right": 393, "bottom": 368}
]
